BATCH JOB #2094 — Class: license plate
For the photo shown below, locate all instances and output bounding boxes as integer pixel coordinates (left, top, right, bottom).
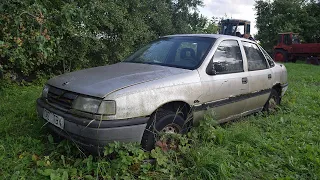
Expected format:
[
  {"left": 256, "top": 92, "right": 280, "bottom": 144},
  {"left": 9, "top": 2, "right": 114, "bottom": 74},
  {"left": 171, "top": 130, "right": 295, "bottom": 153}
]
[{"left": 43, "top": 109, "right": 64, "bottom": 129}]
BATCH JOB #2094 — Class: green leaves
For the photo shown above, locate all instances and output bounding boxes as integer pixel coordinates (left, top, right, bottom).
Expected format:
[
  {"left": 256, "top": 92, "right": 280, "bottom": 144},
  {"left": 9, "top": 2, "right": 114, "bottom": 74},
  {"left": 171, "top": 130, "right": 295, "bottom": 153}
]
[
  {"left": 1, "top": 63, "right": 320, "bottom": 179},
  {"left": 1, "top": 0, "right": 209, "bottom": 80}
]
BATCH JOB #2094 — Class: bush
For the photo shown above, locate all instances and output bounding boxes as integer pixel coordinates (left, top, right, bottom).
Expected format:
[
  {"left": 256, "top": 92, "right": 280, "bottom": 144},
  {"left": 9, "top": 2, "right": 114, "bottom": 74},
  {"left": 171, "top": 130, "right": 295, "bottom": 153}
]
[{"left": 0, "top": 0, "right": 210, "bottom": 80}]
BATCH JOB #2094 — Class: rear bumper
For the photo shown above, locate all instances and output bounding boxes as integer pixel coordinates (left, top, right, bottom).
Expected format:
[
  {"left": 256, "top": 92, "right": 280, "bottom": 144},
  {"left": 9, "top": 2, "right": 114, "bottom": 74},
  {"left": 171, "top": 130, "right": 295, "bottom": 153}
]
[
  {"left": 281, "top": 83, "right": 288, "bottom": 97},
  {"left": 36, "top": 98, "right": 148, "bottom": 154}
]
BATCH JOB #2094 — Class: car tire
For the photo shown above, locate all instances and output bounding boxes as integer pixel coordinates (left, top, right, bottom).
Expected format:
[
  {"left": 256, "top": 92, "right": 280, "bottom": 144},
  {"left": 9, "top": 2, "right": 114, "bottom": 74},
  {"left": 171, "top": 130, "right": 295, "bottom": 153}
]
[
  {"left": 141, "top": 109, "right": 187, "bottom": 151},
  {"left": 263, "top": 89, "right": 280, "bottom": 113}
]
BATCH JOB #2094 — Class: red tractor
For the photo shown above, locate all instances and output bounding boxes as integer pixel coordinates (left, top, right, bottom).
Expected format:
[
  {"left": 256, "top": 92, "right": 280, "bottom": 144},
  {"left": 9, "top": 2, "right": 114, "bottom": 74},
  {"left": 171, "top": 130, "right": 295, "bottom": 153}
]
[{"left": 274, "top": 32, "right": 320, "bottom": 65}]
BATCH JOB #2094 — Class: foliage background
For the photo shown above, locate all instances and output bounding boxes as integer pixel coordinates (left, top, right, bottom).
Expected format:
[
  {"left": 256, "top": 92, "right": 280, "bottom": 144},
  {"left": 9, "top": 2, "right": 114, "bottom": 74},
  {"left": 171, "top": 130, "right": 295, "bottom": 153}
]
[
  {"left": 1, "top": 1, "right": 320, "bottom": 179},
  {"left": 0, "top": 0, "right": 217, "bottom": 80},
  {"left": 255, "top": 0, "right": 320, "bottom": 52}
]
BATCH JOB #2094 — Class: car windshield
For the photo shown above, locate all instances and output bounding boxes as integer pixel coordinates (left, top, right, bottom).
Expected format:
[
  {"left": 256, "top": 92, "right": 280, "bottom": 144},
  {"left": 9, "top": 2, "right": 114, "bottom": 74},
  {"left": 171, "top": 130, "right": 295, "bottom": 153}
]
[{"left": 124, "top": 37, "right": 215, "bottom": 69}]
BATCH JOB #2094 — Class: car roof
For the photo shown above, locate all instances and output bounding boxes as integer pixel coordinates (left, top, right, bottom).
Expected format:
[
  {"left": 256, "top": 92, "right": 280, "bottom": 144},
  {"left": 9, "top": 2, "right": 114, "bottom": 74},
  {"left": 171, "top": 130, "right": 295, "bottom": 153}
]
[
  {"left": 220, "top": 19, "right": 251, "bottom": 24},
  {"left": 163, "top": 34, "right": 256, "bottom": 43}
]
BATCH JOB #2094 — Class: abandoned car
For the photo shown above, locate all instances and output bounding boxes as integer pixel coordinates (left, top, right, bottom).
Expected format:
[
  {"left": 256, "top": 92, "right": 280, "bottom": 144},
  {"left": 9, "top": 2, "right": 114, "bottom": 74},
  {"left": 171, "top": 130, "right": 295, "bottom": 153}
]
[{"left": 36, "top": 34, "right": 288, "bottom": 153}]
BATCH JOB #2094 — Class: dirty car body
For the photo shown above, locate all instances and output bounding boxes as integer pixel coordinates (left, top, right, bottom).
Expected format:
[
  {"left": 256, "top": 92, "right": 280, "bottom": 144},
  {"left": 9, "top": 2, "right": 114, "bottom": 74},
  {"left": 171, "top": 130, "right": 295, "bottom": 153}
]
[{"left": 36, "top": 34, "right": 288, "bottom": 153}]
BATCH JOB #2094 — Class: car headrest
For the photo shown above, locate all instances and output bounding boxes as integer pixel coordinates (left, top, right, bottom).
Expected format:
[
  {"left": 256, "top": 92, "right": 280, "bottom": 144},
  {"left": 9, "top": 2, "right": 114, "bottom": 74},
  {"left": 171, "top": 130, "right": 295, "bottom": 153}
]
[{"left": 180, "top": 48, "right": 196, "bottom": 59}]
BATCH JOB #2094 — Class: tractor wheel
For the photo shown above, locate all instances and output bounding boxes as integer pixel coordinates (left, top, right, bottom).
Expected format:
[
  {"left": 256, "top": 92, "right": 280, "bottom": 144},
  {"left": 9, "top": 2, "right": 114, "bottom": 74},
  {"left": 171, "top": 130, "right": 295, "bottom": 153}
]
[
  {"left": 306, "top": 56, "right": 320, "bottom": 65},
  {"left": 274, "top": 49, "right": 288, "bottom": 62}
]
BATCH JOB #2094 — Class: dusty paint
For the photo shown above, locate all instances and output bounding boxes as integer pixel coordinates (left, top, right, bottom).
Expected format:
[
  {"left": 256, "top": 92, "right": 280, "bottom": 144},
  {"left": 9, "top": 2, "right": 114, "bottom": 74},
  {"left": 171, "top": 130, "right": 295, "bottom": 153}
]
[{"left": 45, "top": 34, "right": 288, "bottom": 123}]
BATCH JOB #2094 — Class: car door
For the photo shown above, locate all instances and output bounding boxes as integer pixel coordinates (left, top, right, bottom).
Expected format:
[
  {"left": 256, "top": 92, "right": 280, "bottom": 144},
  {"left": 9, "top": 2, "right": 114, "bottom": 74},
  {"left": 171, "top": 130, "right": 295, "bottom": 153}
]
[
  {"left": 198, "top": 40, "right": 250, "bottom": 121},
  {"left": 241, "top": 41, "right": 273, "bottom": 112}
]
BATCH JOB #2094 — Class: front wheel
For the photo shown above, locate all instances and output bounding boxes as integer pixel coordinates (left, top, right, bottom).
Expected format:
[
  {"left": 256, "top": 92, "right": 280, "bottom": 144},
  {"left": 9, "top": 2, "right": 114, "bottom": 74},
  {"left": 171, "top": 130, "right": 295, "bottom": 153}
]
[
  {"left": 263, "top": 89, "right": 281, "bottom": 113},
  {"left": 274, "top": 49, "right": 288, "bottom": 62},
  {"left": 141, "top": 109, "right": 188, "bottom": 151}
]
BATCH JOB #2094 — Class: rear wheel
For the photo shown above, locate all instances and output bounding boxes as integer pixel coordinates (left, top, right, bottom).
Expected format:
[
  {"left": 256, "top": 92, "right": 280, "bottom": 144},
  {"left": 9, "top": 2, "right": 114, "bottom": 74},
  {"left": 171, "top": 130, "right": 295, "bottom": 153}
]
[
  {"left": 306, "top": 56, "right": 320, "bottom": 65},
  {"left": 274, "top": 49, "right": 288, "bottom": 62},
  {"left": 141, "top": 109, "right": 187, "bottom": 151},
  {"left": 263, "top": 89, "right": 280, "bottom": 113}
]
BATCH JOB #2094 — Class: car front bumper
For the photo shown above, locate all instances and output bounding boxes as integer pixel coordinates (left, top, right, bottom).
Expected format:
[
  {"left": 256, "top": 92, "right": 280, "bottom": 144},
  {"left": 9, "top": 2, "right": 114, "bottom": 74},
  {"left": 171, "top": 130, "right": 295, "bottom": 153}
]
[{"left": 36, "top": 98, "right": 148, "bottom": 154}]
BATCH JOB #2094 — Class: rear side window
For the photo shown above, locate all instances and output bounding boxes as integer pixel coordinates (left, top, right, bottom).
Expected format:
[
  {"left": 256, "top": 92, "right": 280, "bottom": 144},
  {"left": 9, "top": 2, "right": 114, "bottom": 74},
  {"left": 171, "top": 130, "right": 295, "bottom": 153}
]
[
  {"left": 212, "top": 40, "right": 243, "bottom": 74},
  {"left": 242, "top": 41, "right": 268, "bottom": 71}
]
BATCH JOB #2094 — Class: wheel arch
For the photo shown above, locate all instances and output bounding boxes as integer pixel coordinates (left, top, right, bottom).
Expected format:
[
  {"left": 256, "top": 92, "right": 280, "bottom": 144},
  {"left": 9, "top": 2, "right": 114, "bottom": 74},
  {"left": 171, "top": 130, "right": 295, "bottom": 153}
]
[
  {"left": 151, "top": 101, "right": 192, "bottom": 120},
  {"left": 272, "top": 83, "right": 282, "bottom": 98},
  {"left": 274, "top": 48, "right": 286, "bottom": 51}
]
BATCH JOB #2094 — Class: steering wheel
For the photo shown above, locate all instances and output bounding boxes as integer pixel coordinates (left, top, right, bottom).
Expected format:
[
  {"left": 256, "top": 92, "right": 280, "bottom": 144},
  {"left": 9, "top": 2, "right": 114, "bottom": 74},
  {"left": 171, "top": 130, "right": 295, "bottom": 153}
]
[{"left": 182, "top": 57, "right": 198, "bottom": 66}]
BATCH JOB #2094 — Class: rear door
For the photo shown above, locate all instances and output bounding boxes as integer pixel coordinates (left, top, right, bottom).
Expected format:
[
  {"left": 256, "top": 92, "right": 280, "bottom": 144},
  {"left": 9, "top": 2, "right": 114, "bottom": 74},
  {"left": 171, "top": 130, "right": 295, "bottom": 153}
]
[{"left": 241, "top": 41, "right": 273, "bottom": 112}]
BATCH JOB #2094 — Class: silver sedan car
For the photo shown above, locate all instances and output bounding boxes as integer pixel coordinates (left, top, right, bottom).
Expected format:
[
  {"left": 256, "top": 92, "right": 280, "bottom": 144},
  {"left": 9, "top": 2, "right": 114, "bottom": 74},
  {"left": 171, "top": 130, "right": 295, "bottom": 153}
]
[{"left": 36, "top": 34, "right": 288, "bottom": 153}]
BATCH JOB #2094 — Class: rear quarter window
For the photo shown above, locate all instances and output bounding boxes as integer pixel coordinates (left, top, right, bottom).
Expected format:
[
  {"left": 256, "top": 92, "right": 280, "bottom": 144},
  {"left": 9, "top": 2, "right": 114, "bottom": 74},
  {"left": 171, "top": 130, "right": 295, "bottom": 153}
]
[{"left": 259, "top": 46, "right": 275, "bottom": 68}]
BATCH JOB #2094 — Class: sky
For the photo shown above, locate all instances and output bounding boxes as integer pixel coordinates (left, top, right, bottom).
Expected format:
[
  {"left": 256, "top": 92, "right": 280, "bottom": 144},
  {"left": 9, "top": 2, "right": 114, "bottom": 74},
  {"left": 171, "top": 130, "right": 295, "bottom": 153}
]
[{"left": 198, "top": 0, "right": 258, "bottom": 35}]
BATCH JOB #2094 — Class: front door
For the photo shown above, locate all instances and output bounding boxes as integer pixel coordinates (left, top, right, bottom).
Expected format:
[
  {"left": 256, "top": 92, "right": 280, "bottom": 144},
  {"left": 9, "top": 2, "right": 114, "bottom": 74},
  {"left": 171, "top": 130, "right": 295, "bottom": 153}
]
[{"left": 198, "top": 40, "right": 249, "bottom": 121}]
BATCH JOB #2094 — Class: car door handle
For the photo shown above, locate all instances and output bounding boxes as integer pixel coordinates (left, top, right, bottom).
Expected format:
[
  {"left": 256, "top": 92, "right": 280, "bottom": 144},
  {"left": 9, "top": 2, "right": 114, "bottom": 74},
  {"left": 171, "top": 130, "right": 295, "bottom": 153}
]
[
  {"left": 242, "top": 77, "right": 248, "bottom": 84},
  {"left": 268, "top": 74, "right": 272, "bottom": 79}
]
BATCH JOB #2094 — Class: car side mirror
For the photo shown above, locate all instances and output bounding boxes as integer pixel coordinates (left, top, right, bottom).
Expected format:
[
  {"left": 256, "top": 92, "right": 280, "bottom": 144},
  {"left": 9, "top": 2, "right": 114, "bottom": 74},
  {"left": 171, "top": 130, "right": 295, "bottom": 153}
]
[{"left": 206, "top": 60, "right": 217, "bottom": 75}]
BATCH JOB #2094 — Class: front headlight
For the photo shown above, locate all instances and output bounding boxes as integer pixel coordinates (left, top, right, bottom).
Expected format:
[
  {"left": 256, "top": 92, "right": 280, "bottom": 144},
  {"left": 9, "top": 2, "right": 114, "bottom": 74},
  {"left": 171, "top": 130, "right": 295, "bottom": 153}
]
[
  {"left": 73, "top": 96, "right": 101, "bottom": 114},
  {"left": 42, "top": 85, "right": 49, "bottom": 98},
  {"left": 72, "top": 96, "right": 116, "bottom": 115}
]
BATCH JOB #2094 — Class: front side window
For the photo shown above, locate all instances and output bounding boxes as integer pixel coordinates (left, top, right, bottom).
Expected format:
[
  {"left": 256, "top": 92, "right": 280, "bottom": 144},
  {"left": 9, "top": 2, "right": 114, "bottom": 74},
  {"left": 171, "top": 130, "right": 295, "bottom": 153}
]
[
  {"left": 284, "top": 34, "right": 292, "bottom": 45},
  {"left": 211, "top": 40, "right": 244, "bottom": 74},
  {"left": 242, "top": 41, "right": 268, "bottom": 71},
  {"left": 124, "top": 37, "right": 215, "bottom": 70}
]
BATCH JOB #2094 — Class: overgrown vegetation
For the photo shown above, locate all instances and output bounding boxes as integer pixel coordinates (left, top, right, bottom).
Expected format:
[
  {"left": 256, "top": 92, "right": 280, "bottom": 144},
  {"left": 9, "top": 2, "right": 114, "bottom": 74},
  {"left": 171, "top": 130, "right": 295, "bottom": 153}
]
[
  {"left": 0, "top": 63, "right": 319, "bottom": 179},
  {"left": 0, "top": 0, "right": 218, "bottom": 80}
]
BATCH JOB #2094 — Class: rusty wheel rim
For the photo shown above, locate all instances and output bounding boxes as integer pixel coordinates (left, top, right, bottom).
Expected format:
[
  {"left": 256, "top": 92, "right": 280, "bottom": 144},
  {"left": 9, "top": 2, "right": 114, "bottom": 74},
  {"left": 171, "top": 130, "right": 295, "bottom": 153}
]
[{"left": 162, "top": 124, "right": 181, "bottom": 134}]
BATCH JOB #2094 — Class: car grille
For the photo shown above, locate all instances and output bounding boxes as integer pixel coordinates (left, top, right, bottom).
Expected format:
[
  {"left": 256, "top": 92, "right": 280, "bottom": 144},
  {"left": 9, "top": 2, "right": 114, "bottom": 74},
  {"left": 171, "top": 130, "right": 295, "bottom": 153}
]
[{"left": 47, "top": 86, "right": 78, "bottom": 110}]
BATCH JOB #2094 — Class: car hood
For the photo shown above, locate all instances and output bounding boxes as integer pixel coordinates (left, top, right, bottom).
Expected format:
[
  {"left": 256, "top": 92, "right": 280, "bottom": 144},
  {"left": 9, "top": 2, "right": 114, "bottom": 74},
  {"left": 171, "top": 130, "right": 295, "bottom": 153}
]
[{"left": 47, "top": 62, "right": 190, "bottom": 98}]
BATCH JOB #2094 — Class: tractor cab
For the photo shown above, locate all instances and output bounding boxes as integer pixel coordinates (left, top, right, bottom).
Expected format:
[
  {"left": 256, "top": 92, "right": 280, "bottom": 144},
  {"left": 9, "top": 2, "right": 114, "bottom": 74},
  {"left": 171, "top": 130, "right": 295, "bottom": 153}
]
[
  {"left": 277, "top": 32, "right": 300, "bottom": 46},
  {"left": 219, "top": 19, "right": 251, "bottom": 37}
]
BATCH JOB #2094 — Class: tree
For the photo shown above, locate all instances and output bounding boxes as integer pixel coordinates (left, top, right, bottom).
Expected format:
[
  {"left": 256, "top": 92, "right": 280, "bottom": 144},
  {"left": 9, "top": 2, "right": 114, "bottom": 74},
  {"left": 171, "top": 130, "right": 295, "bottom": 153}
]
[
  {"left": 0, "top": 0, "right": 208, "bottom": 79},
  {"left": 203, "top": 17, "right": 219, "bottom": 34},
  {"left": 301, "top": 1, "right": 320, "bottom": 43},
  {"left": 255, "top": 0, "right": 320, "bottom": 52}
]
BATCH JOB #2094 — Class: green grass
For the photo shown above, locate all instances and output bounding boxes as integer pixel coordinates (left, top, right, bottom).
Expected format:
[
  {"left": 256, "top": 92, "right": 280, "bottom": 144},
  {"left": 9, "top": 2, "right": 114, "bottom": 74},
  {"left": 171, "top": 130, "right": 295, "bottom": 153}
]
[{"left": 0, "top": 63, "right": 320, "bottom": 179}]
